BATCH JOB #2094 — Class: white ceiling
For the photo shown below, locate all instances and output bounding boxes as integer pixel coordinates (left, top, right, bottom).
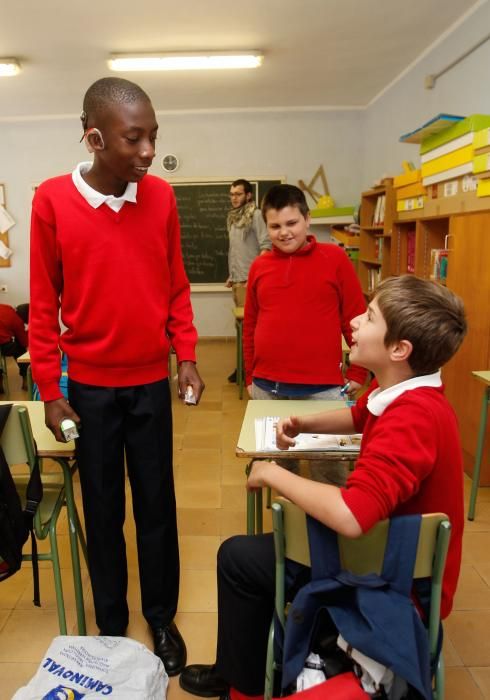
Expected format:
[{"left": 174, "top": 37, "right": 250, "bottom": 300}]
[{"left": 0, "top": 0, "right": 482, "bottom": 120}]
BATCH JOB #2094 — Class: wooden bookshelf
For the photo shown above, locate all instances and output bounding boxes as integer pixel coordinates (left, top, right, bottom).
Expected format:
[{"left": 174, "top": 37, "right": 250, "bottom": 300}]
[
  {"left": 358, "top": 180, "right": 396, "bottom": 295},
  {"left": 389, "top": 210, "right": 490, "bottom": 484}
]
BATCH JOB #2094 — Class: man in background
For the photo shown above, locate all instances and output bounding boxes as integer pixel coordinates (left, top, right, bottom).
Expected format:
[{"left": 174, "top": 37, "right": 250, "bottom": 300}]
[
  {"left": 0, "top": 303, "right": 28, "bottom": 392},
  {"left": 225, "top": 178, "right": 270, "bottom": 383}
]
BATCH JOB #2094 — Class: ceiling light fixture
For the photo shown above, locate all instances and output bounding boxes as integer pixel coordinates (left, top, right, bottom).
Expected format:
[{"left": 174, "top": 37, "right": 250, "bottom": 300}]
[
  {"left": 0, "top": 59, "right": 21, "bottom": 77},
  {"left": 108, "top": 51, "right": 263, "bottom": 72}
]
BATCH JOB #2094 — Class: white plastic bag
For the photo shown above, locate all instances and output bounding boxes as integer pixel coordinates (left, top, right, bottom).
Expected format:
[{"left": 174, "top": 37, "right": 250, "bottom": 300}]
[{"left": 12, "top": 635, "right": 168, "bottom": 699}]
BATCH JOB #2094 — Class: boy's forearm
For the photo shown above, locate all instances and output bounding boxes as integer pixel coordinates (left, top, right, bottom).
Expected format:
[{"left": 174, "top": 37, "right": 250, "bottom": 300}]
[
  {"left": 295, "top": 407, "right": 355, "bottom": 435},
  {"left": 259, "top": 462, "right": 362, "bottom": 538}
]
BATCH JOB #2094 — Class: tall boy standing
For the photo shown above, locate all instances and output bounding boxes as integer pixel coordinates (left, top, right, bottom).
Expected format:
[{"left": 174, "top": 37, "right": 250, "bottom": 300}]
[
  {"left": 180, "top": 275, "right": 467, "bottom": 698},
  {"left": 29, "top": 77, "right": 204, "bottom": 675},
  {"left": 244, "top": 184, "right": 367, "bottom": 402}
]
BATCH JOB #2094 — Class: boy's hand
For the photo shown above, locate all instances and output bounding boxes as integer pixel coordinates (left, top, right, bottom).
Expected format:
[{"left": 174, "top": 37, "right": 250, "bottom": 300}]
[
  {"left": 247, "top": 384, "right": 253, "bottom": 398},
  {"left": 344, "top": 380, "right": 362, "bottom": 399},
  {"left": 178, "top": 361, "right": 205, "bottom": 404},
  {"left": 276, "top": 415, "right": 301, "bottom": 449},
  {"left": 45, "top": 398, "right": 81, "bottom": 443},
  {"left": 246, "top": 459, "right": 278, "bottom": 491}
]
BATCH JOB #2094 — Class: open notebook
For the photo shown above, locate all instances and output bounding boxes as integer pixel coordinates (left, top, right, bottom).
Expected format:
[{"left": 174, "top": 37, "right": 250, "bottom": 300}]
[{"left": 255, "top": 416, "right": 362, "bottom": 453}]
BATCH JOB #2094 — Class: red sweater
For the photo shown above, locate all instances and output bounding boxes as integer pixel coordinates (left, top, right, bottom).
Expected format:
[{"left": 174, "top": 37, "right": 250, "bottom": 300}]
[
  {"left": 243, "top": 236, "right": 367, "bottom": 387},
  {"left": 0, "top": 304, "right": 28, "bottom": 347},
  {"left": 30, "top": 174, "right": 197, "bottom": 401},
  {"left": 342, "top": 382, "right": 464, "bottom": 619}
]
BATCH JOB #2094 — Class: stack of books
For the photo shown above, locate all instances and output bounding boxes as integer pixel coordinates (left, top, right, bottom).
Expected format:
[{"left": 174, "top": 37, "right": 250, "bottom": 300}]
[
  {"left": 393, "top": 168, "right": 426, "bottom": 215},
  {"left": 473, "top": 127, "right": 490, "bottom": 198},
  {"left": 398, "top": 114, "right": 490, "bottom": 217}
]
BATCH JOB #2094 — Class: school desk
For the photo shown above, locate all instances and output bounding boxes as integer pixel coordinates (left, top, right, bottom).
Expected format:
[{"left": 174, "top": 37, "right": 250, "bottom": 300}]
[
  {"left": 467, "top": 371, "right": 490, "bottom": 521},
  {"left": 236, "top": 399, "right": 358, "bottom": 534},
  {"left": 0, "top": 400, "right": 86, "bottom": 634}
]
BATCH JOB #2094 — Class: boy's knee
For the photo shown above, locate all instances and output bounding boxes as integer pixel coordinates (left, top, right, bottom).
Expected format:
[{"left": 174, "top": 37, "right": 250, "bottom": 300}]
[{"left": 218, "top": 535, "right": 247, "bottom": 573}]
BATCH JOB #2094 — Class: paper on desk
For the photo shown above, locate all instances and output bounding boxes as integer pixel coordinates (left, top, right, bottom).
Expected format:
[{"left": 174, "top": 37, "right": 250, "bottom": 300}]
[
  {"left": 0, "top": 205, "right": 15, "bottom": 233},
  {"left": 255, "top": 416, "right": 362, "bottom": 452}
]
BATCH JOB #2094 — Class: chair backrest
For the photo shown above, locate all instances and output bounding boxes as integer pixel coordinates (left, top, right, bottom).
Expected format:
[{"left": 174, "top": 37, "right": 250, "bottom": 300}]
[
  {"left": 273, "top": 497, "right": 451, "bottom": 660},
  {"left": 277, "top": 497, "right": 448, "bottom": 578},
  {"left": 0, "top": 405, "right": 37, "bottom": 470}
]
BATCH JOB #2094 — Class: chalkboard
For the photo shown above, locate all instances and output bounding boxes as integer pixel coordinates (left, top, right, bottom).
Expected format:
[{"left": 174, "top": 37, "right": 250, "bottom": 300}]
[{"left": 171, "top": 179, "right": 282, "bottom": 284}]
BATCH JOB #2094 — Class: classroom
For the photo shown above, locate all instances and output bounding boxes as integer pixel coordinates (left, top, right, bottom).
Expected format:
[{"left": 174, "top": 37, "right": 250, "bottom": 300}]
[{"left": 0, "top": 1, "right": 490, "bottom": 698}]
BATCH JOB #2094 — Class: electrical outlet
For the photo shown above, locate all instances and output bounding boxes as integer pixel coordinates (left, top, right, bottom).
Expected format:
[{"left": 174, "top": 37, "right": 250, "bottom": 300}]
[{"left": 0, "top": 285, "right": 8, "bottom": 292}]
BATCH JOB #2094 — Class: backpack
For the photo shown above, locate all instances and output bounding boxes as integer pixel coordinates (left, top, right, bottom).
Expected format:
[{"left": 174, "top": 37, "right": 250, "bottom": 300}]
[{"left": 0, "top": 403, "right": 43, "bottom": 605}]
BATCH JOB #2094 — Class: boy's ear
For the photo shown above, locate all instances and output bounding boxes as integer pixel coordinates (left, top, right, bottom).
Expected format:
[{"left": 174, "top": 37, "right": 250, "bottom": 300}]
[
  {"left": 84, "top": 128, "right": 105, "bottom": 153},
  {"left": 245, "top": 191, "right": 253, "bottom": 202},
  {"left": 390, "top": 339, "right": 413, "bottom": 363}
]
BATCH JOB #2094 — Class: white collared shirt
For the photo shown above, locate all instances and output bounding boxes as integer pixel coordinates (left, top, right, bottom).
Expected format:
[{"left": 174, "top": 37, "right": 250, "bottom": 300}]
[
  {"left": 72, "top": 162, "right": 137, "bottom": 212},
  {"left": 367, "top": 371, "right": 442, "bottom": 417}
]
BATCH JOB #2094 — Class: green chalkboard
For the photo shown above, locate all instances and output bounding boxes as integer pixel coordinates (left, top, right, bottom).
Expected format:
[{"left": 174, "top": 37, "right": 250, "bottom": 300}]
[{"left": 171, "top": 179, "right": 282, "bottom": 284}]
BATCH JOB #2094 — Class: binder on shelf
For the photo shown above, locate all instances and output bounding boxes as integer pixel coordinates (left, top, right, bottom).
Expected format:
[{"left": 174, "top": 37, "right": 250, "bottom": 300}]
[
  {"left": 477, "top": 179, "right": 490, "bottom": 198},
  {"left": 397, "top": 196, "right": 425, "bottom": 212},
  {"left": 420, "top": 114, "right": 490, "bottom": 155},
  {"left": 399, "top": 114, "right": 464, "bottom": 145},
  {"left": 473, "top": 153, "right": 490, "bottom": 174},
  {"left": 422, "top": 162, "right": 473, "bottom": 186},
  {"left": 420, "top": 131, "right": 475, "bottom": 163},
  {"left": 393, "top": 169, "right": 421, "bottom": 188},
  {"left": 421, "top": 145, "right": 474, "bottom": 178},
  {"left": 395, "top": 182, "right": 427, "bottom": 200}
]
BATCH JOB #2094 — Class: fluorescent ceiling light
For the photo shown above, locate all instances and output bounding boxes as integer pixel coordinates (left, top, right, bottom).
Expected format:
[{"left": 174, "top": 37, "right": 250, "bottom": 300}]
[
  {"left": 108, "top": 52, "right": 263, "bottom": 72},
  {"left": 0, "top": 59, "right": 21, "bottom": 77}
]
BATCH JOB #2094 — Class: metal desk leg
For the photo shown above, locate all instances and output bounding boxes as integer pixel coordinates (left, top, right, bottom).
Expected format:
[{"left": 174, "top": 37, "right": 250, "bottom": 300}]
[
  {"left": 255, "top": 489, "right": 263, "bottom": 534},
  {"left": 56, "top": 458, "right": 87, "bottom": 634},
  {"left": 236, "top": 319, "right": 244, "bottom": 400},
  {"left": 247, "top": 490, "right": 256, "bottom": 535},
  {"left": 468, "top": 386, "right": 490, "bottom": 521}
]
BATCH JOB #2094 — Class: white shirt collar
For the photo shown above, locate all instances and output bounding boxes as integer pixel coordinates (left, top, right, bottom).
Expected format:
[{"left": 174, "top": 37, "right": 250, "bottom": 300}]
[
  {"left": 72, "top": 162, "right": 137, "bottom": 212},
  {"left": 367, "top": 371, "right": 442, "bottom": 416}
]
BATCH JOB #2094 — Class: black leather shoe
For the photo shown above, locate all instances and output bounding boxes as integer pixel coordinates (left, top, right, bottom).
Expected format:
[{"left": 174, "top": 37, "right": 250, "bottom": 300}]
[
  {"left": 179, "top": 664, "right": 229, "bottom": 698},
  {"left": 152, "top": 622, "right": 187, "bottom": 676},
  {"left": 227, "top": 369, "right": 237, "bottom": 383}
]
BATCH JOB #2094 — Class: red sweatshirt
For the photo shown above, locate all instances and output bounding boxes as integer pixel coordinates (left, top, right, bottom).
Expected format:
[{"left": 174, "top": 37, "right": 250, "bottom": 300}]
[
  {"left": 342, "top": 382, "right": 464, "bottom": 619},
  {"left": 243, "top": 236, "right": 367, "bottom": 387},
  {"left": 30, "top": 174, "right": 197, "bottom": 401},
  {"left": 0, "top": 304, "right": 28, "bottom": 347}
]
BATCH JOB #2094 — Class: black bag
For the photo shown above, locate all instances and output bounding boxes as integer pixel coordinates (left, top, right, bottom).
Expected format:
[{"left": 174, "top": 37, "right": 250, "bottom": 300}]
[{"left": 0, "top": 403, "right": 43, "bottom": 604}]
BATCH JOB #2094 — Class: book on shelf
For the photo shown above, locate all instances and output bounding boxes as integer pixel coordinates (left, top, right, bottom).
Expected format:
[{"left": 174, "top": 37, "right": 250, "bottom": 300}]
[
  {"left": 374, "top": 236, "right": 383, "bottom": 262},
  {"left": 430, "top": 249, "right": 448, "bottom": 283},
  {"left": 367, "top": 267, "right": 382, "bottom": 293},
  {"left": 255, "top": 416, "right": 362, "bottom": 453},
  {"left": 372, "top": 194, "right": 385, "bottom": 226},
  {"left": 407, "top": 230, "right": 416, "bottom": 273}
]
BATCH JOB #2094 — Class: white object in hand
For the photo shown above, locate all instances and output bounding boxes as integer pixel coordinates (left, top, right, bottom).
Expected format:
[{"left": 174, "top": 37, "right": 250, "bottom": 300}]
[{"left": 184, "top": 386, "right": 197, "bottom": 405}]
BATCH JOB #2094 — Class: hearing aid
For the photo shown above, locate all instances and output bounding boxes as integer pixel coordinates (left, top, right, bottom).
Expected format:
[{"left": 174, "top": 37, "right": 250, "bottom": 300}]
[{"left": 84, "top": 127, "right": 105, "bottom": 153}]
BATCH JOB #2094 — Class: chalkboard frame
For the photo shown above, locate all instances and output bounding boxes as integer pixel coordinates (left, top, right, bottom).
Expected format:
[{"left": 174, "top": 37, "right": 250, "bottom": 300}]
[{"left": 168, "top": 176, "right": 285, "bottom": 289}]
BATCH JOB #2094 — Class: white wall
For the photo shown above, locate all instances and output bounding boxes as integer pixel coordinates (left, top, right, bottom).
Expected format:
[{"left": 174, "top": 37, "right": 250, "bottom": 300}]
[
  {"left": 1, "top": 1, "right": 488, "bottom": 335},
  {"left": 362, "top": 1, "right": 490, "bottom": 188},
  {"left": 0, "top": 109, "right": 364, "bottom": 335}
]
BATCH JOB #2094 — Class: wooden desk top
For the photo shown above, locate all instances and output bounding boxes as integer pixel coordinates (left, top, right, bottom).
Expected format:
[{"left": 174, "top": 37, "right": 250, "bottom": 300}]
[
  {"left": 17, "top": 351, "right": 30, "bottom": 364},
  {"left": 473, "top": 371, "right": 490, "bottom": 387},
  {"left": 0, "top": 400, "right": 75, "bottom": 458},
  {"left": 236, "top": 399, "right": 353, "bottom": 459}
]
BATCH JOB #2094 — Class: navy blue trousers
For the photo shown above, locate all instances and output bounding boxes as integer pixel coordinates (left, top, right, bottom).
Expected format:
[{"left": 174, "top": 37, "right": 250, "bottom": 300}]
[{"left": 68, "top": 378, "right": 179, "bottom": 634}]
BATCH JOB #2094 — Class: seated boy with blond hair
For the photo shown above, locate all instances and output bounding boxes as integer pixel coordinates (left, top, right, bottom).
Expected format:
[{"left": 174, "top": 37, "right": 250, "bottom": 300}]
[{"left": 180, "top": 275, "right": 467, "bottom": 700}]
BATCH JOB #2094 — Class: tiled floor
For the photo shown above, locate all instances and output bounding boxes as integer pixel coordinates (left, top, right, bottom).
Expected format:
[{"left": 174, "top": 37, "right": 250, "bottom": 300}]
[{"left": 1, "top": 340, "right": 490, "bottom": 698}]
